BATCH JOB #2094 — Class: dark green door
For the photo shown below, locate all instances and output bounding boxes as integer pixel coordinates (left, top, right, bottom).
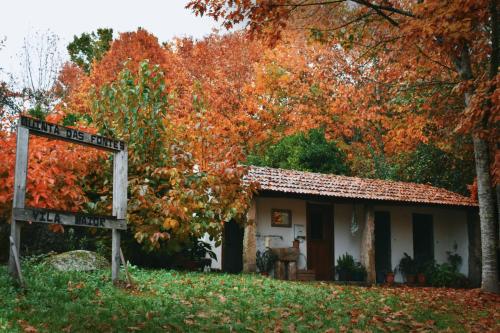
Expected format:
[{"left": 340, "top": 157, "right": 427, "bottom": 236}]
[
  {"left": 413, "top": 214, "right": 434, "bottom": 266},
  {"left": 375, "top": 212, "right": 391, "bottom": 283},
  {"left": 222, "top": 220, "right": 244, "bottom": 273}
]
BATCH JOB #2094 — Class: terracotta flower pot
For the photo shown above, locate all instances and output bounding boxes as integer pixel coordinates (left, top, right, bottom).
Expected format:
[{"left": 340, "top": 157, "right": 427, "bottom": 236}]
[
  {"left": 417, "top": 273, "right": 426, "bottom": 285},
  {"left": 293, "top": 240, "right": 300, "bottom": 249},
  {"left": 338, "top": 270, "right": 352, "bottom": 281},
  {"left": 386, "top": 272, "right": 395, "bottom": 284},
  {"left": 405, "top": 274, "right": 416, "bottom": 284}
]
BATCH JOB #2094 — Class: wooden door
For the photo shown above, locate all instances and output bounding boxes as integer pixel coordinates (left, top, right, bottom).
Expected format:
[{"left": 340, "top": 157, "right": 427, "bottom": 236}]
[{"left": 307, "top": 203, "right": 334, "bottom": 280}]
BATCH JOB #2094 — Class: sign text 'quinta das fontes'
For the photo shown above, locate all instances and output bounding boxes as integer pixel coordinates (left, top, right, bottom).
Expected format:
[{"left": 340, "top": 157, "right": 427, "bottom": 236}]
[{"left": 20, "top": 116, "right": 125, "bottom": 151}]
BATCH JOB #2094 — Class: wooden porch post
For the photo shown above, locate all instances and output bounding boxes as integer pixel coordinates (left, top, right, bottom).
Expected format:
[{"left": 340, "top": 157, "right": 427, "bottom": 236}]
[
  {"left": 243, "top": 199, "right": 257, "bottom": 273},
  {"left": 360, "top": 204, "right": 376, "bottom": 284}
]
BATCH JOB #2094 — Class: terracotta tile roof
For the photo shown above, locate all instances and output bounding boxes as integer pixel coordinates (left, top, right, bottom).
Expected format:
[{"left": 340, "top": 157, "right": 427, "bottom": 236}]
[{"left": 245, "top": 166, "right": 477, "bottom": 207}]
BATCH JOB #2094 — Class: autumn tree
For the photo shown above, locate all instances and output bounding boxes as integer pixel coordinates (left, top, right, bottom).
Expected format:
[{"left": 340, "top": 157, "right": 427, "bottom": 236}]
[
  {"left": 90, "top": 60, "right": 254, "bottom": 249},
  {"left": 174, "top": 33, "right": 266, "bottom": 155},
  {"left": 187, "top": 0, "right": 499, "bottom": 292}
]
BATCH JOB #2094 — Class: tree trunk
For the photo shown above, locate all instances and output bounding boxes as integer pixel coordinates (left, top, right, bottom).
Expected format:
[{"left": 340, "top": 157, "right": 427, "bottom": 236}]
[
  {"left": 491, "top": 0, "right": 500, "bottom": 263},
  {"left": 473, "top": 136, "right": 499, "bottom": 293},
  {"left": 453, "top": 39, "right": 499, "bottom": 293},
  {"left": 497, "top": 184, "right": 500, "bottom": 241}
]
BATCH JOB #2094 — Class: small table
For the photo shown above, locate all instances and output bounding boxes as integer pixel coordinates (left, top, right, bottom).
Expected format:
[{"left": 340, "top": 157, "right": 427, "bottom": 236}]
[{"left": 271, "top": 247, "right": 300, "bottom": 280}]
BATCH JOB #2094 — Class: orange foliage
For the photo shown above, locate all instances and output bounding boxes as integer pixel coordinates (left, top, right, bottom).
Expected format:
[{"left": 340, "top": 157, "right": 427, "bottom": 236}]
[
  {"left": 0, "top": 113, "right": 105, "bottom": 222},
  {"left": 187, "top": 0, "right": 498, "bottom": 183},
  {"left": 3, "top": 3, "right": 495, "bottom": 245}
]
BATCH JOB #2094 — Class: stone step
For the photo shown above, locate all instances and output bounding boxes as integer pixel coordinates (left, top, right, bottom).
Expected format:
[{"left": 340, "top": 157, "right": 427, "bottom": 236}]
[{"left": 297, "top": 269, "right": 316, "bottom": 281}]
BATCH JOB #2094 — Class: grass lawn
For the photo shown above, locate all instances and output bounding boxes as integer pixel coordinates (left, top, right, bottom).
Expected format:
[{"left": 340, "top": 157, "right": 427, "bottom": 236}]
[{"left": 0, "top": 263, "right": 499, "bottom": 332}]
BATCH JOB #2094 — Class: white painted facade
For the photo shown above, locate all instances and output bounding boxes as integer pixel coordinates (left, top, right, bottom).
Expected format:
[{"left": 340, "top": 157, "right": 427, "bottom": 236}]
[
  {"left": 333, "top": 203, "right": 469, "bottom": 281},
  {"left": 211, "top": 196, "right": 470, "bottom": 282},
  {"left": 254, "top": 197, "right": 308, "bottom": 270},
  {"left": 202, "top": 233, "right": 222, "bottom": 270}
]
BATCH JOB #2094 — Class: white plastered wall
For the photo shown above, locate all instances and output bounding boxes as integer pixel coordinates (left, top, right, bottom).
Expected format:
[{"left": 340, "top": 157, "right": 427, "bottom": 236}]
[
  {"left": 201, "top": 233, "right": 222, "bottom": 270},
  {"left": 209, "top": 196, "right": 470, "bottom": 279},
  {"left": 255, "top": 197, "right": 308, "bottom": 269},
  {"left": 367, "top": 204, "right": 469, "bottom": 282},
  {"left": 333, "top": 203, "right": 363, "bottom": 262}
]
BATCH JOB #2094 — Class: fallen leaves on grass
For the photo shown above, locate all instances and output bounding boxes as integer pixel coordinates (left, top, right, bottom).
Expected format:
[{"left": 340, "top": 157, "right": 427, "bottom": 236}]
[
  {"left": 17, "top": 320, "right": 38, "bottom": 333},
  {"left": 2, "top": 266, "right": 500, "bottom": 332}
]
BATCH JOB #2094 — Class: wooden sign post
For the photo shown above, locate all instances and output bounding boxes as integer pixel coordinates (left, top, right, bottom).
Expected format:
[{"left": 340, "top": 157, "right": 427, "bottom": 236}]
[{"left": 8, "top": 116, "right": 128, "bottom": 284}]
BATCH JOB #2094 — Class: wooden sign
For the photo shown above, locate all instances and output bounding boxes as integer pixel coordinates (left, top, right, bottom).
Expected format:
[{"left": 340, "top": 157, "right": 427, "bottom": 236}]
[
  {"left": 13, "top": 208, "right": 127, "bottom": 230},
  {"left": 9, "top": 116, "right": 128, "bottom": 284},
  {"left": 19, "top": 116, "right": 125, "bottom": 152}
]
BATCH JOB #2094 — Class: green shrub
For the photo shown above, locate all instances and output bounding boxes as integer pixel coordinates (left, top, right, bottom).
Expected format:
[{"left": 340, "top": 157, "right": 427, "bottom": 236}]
[
  {"left": 425, "top": 249, "right": 469, "bottom": 288},
  {"left": 396, "top": 253, "right": 416, "bottom": 276},
  {"left": 123, "top": 235, "right": 216, "bottom": 270},
  {"left": 256, "top": 248, "right": 277, "bottom": 273},
  {"left": 0, "top": 223, "right": 111, "bottom": 263},
  {"left": 336, "top": 253, "right": 365, "bottom": 281},
  {"left": 426, "top": 263, "right": 469, "bottom": 288}
]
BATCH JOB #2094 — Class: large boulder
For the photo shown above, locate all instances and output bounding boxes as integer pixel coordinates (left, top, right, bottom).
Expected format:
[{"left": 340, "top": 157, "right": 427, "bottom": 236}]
[{"left": 44, "top": 250, "right": 109, "bottom": 271}]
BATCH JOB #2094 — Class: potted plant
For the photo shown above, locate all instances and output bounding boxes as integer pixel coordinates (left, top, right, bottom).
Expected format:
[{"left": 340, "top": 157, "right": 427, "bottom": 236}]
[
  {"left": 192, "top": 239, "right": 217, "bottom": 269},
  {"left": 416, "top": 260, "right": 433, "bottom": 285},
  {"left": 385, "top": 270, "right": 395, "bottom": 284},
  {"left": 352, "top": 262, "right": 367, "bottom": 282},
  {"left": 336, "top": 253, "right": 356, "bottom": 281},
  {"left": 417, "top": 272, "right": 426, "bottom": 285},
  {"left": 174, "top": 238, "right": 217, "bottom": 271},
  {"left": 256, "top": 248, "right": 277, "bottom": 276},
  {"left": 397, "top": 253, "right": 416, "bottom": 284}
]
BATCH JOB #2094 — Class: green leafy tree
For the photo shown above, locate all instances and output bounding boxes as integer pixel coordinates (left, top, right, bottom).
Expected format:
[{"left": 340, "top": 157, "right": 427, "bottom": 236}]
[
  {"left": 399, "top": 143, "right": 475, "bottom": 195},
  {"left": 67, "top": 28, "right": 113, "bottom": 73},
  {"left": 247, "top": 128, "right": 349, "bottom": 175},
  {"left": 91, "top": 61, "right": 253, "bottom": 250}
]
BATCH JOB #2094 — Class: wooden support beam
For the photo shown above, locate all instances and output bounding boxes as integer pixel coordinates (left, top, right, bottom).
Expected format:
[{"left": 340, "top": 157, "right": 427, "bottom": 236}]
[
  {"left": 288, "top": 262, "right": 297, "bottom": 280},
  {"left": 275, "top": 261, "right": 286, "bottom": 279},
  {"left": 8, "top": 116, "right": 128, "bottom": 287},
  {"left": 111, "top": 147, "right": 128, "bottom": 283},
  {"left": 112, "top": 148, "right": 128, "bottom": 220},
  {"left": 9, "top": 126, "right": 29, "bottom": 278},
  {"left": 120, "top": 247, "right": 133, "bottom": 286},
  {"left": 9, "top": 236, "right": 24, "bottom": 286},
  {"left": 111, "top": 229, "right": 121, "bottom": 282},
  {"left": 360, "top": 204, "right": 376, "bottom": 284},
  {"left": 19, "top": 116, "right": 125, "bottom": 152},
  {"left": 242, "top": 199, "right": 257, "bottom": 273}
]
